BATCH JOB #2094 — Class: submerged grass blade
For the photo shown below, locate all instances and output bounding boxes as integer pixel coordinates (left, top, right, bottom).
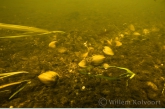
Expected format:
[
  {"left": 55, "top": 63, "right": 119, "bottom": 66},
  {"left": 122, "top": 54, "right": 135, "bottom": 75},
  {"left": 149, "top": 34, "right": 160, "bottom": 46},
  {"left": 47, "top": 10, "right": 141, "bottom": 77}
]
[
  {"left": 0, "top": 23, "right": 49, "bottom": 33},
  {"left": 108, "top": 66, "right": 135, "bottom": 79},
  {"left": 0, "top": 71, "right": 29, "bottom": 79},
  {"left": 0, "top": 80, "right": 29, "bottom": 89},
  {"left": 78, "top": 69, "right": 119, "bottom": 80},
  {"left": 9, "top": 80, "right": 31, "bottom": 100},
  {"left": 0, "top": 31, "right": 65, "bottom": 38},
  {"left": 0, "top": 34, "right": 33, "bottom": 38},
  {"left": 79, "top": 66, "right": 135, "bottom": 81},
  {"left": 0, "top": 23, "right": 65, "bottom": 38}
]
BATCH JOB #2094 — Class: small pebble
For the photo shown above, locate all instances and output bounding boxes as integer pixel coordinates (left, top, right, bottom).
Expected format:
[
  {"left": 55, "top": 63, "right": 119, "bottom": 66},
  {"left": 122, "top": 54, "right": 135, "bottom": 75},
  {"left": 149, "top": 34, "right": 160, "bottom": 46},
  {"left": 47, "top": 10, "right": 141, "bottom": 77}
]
[{"left": 82, "top": 86, "right": 85, "bottom": 90}]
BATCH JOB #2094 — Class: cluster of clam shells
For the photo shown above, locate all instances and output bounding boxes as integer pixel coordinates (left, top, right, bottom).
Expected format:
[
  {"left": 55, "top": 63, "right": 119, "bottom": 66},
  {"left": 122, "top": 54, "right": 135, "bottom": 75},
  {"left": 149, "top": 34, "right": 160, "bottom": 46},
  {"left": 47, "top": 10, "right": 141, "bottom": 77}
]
[
  {"left": 48, "top": 40, "right": 67, "bottom": 54},
  {"left": 78, "top": 45, "right": 114, "bottom": 68},
  {"left": 120, "top": 24, "right": 160, "bottom": 38}
]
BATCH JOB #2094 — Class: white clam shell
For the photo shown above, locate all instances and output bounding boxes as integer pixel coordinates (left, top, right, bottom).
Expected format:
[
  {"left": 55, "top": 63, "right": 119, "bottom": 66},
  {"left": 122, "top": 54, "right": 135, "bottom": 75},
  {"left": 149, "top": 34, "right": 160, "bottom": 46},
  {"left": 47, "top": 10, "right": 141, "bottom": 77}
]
[
  {"left": 91, "top": 55, "right": 105, "bottom": 65},
  {"left": 38, "top": 71, "right": 59, "bottom": 86},
  {"left": 103, "top": 46, "right": 114, "bottom": 55}
]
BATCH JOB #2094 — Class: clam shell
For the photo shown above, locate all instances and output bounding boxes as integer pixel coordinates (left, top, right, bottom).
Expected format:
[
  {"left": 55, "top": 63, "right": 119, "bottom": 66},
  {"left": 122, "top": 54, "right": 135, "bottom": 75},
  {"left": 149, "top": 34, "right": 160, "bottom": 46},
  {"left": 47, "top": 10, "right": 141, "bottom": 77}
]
[
  {"left": 38, "top": 71, "right": 59, "bottom": 86},
  {"left": 103, "top": 46, "right": 114, "bottom": 55},
  {"left": 78, "top": 59, "right": 86, "bottom": 68},
  {"left": 143, "top": 29, "right": 150, "bottom": 35},
  {"left": 115, "top": 41, "right": 122, "bottom": 47},
  {"left": 146, "top": 81, "right": 158, "bottom": 91},
  {"left": 82, "top": 52, "right": 88, "bottom": 58},
  {"left": 57, "top": 47, "right": 67, "bottom": 53},
  {"left": 129, "top": 24, "right": 135, "bottom": 31},
  {"left": 49, "top": 41, "right": 57, "bottom": 48},
  {"left": 91, "top": 55, "right": 105, "bottom": 65},
  {"left": 103, "top": 63, "right": 111, "bottom": 69},
  {"left": 133, "top": 32, "right": 141, "bottom": 36}
]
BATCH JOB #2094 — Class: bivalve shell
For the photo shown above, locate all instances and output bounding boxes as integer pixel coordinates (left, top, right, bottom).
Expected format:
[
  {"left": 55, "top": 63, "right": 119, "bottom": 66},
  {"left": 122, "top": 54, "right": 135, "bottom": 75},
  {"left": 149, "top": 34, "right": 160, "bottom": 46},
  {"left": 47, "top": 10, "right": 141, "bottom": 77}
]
[
  {"left": 78, "top": 59, "right": 87, "bottom": 68},
  {"left": 82, "top": 52, "right": 88, "bottom": 58},
  {"left": 103, "top": 46, "right": 114, "bottom": 55},
  {"left": 91, "top": 55, "right": 105, "bottom": 65},
  {"left": 49, "top": 41, "right": 57, "bottom": 48},
  {"left": 129, "top": 24, "right": 135, "bottom": 31},
  {"left": 115, "top": 41, "right": 122, "bottom": 47},
  {"left": 133, "top": 32, "right": 141, "bottom": 36},
  {"left": 57, "top": 47, "right": 67, "bottom": 53},
  {"left": 143, "top": 29, "right": 150, "bottom": 35},
  {"left": 146, "top": 81, "right": 158, "bottom": 91},
  {"left": 38, "top": 71, "right": 59, "bottom": 86},
  {"left": 103, "top": 63, "right": 111, "bottom": 69}
]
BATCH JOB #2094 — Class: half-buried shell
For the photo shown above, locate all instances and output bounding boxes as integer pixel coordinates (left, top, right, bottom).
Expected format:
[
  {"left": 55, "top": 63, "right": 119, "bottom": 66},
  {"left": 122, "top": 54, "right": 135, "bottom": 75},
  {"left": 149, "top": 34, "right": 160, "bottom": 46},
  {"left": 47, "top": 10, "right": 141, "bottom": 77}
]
[
  {"left": 91, "top": 55, "right": 105, "bottom": 65},
  {"left": 38, "top": 71, "right": 59, "bottom": 86}
]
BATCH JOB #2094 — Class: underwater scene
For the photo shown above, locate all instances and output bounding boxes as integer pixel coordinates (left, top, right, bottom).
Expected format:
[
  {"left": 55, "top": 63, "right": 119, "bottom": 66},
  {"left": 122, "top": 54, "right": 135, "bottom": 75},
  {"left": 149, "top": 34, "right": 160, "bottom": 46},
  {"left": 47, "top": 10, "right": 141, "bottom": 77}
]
[{"left": 0, "top": 0, "right": 165, "bottom": 108}]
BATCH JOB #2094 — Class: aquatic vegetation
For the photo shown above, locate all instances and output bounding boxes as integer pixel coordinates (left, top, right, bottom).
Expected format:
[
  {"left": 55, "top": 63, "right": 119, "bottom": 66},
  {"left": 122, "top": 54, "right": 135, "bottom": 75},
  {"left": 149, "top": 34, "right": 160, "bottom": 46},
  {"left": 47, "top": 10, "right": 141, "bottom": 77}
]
[
  {"left": 110, "top": 66, "right": 135, "bottom": 80},
  {"left": 8, "top": 80, "right": 31, "bottom": 100},
  {"left": 0, "top": 71, "right": 30, "bottom": 100},
  {"left": 0, "top": 71, "right": 28, "bottom": 79},
  {"left": 79, "top": 66, "right": 135, "bottom": 85},
  {"left": 0, "top": 23, "right": 65, "bottom": 38},
  {"left": 78, "top": 69, "right": 118, "bottom": 81}
]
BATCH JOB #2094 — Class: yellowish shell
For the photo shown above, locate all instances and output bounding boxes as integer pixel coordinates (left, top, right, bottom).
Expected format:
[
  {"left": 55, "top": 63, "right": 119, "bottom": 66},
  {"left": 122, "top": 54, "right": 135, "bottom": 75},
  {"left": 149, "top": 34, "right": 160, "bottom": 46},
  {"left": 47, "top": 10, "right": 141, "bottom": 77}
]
[
  {"left": 103, "top": 46, "right": 114, "bottom": 55},
  {"left": 115, "top": 41, "right": 122, "bottom": 47},
  {"left": 57, "top": 47, "right": 67, "bottom": 53},
  {"left": 78, "top": 59, "right": 86, "bottom": 68},
  {"left": 129, "top": 24, "right": 135, "bottom": 31},
  {"left": 133, "top": 32, "right": 141, "bottom": 36},
  {"left": 103, "top": 63, "right": 110, "bottom": 69},
  {"left": 38, "top": 71, "right": 59, "bottom": 86},
  {"left": 146, "top": 81, "right": 158, "bottom": 91},
  {"left": 143, "top": 29, "right": 150, "bottom": 35},
  {"left": 82, "top": 52, "right": 88, "bottom": 58},
  {"left": 91, "top": 55, "right": 105, "bottom": 65},
  {"left": 49, "top": 41, "right": 57, "bottom": 48},
  {"left": 87, "top": 47, "right": 94, "bottom": 52},
  {"left": 106, "top": 39, "right": 112, "bottom": 45}
]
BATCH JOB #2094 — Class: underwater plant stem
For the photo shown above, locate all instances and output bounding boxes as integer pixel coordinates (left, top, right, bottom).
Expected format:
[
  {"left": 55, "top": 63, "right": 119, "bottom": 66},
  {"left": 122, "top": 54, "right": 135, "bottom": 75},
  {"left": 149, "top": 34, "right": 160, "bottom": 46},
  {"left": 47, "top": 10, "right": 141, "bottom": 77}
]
[
  {"left": 0, "top": 22, "right": 65, "bottom": 38},
  {"left": 0, "top": 71, "right": 29, "bottom": 79},
  {"left": 79, "top": 69, "right": 119, "bottom": 81},
  {"left": 9, "top": 80, "right": 31, "bottom": 100},
  {"left": 0, "top": 23, "right": 49, "bottom": 33},
  {"left": 0, "top": 80, "right": 29, "bottom": 89}
]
